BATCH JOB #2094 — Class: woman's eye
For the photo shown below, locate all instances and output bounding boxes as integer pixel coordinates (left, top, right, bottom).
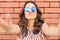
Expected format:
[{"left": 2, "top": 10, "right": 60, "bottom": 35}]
[
  {"left": 24, "top": 8, "right": 30, "bottom": 12},
  {"left": 32, "top": 8, "right": 37, "bottom": 12}
]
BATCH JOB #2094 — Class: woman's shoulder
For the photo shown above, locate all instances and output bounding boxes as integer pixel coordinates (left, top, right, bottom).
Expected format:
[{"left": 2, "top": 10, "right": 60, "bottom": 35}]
[
  {"left": 42, "top": 23, "right": 49, "bottom": 31},
  {"left": 13, "top": 24, "right": 21, "bottom": 32},
  {"left": 42, "top": 23, "right": 48, "bottom": 28},
  {"left": 42, "top": 23, "right": 48, "bottom": 26}
]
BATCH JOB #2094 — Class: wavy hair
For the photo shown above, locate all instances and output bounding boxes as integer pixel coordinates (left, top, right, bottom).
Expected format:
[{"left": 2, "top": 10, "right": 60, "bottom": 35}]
[{"left": 18, "top": 1, "right": 44, "bottom": 37}]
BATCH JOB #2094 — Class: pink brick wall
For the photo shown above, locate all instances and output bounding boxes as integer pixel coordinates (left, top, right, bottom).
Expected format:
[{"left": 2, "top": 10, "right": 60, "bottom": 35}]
[{"left": 0, "top": 0, "right": 59, "bottom": 40}]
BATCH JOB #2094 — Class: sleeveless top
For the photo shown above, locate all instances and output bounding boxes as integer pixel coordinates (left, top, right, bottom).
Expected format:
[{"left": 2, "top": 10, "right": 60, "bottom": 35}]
[{"left": 17, "top": 23, "right": 48, "bottom": 40}]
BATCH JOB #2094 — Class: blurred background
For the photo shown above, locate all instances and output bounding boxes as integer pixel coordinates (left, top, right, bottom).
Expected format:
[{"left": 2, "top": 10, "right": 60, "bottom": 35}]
[{"left": 0, "top": 0, "right": 60, "bottom": 40}]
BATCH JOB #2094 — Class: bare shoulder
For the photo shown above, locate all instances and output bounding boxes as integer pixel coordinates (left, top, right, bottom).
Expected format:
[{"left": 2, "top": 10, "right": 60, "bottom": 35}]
[
  {"left": 42, "top": 23, "right": 48, "bottom": 29},
  {"left": 41, "top": 23, "right": 49, "bottom": 34}
]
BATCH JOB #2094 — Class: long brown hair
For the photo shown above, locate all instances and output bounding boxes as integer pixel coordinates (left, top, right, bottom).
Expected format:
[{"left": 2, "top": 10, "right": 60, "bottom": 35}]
[{"left": 18, "top": 1, "right": 44, "bottom": 37}]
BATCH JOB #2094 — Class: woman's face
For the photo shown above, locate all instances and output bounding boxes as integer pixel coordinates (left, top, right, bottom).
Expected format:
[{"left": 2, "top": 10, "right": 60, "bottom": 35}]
[{"left": 24, "top": 3, "right": 37, "bottom": 20}]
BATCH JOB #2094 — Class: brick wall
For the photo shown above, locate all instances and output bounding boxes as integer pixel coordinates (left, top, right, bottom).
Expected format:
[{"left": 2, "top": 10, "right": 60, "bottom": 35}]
[{"left": 0, "top": 0, "right": 60, "bottom": 40}]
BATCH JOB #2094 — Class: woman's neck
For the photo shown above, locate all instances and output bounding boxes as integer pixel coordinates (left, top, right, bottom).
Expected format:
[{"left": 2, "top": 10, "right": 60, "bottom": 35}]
[{"left": 28, "top": 19, "right": 35, "bottom": 31}]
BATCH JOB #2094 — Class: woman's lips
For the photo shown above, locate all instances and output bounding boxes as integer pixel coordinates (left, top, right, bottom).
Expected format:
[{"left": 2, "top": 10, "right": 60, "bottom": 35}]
[{"left": 29, "top": 14, "right": 33, "bottom": 16}]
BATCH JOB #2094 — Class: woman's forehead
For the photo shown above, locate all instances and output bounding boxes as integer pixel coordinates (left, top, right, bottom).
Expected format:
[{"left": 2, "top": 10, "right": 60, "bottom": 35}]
[{"left": 25, "top": 3, "right": 36, "bottom": 8}]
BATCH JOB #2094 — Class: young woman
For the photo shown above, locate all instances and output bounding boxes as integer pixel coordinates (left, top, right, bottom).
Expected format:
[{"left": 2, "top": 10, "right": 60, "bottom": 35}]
[{"left": 0, "top": 1, "right": 60, "bottom": 40}]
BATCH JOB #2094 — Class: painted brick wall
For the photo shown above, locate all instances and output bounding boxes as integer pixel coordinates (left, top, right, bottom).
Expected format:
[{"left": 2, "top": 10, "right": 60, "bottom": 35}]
[{"left": 0, "top": 0, "right": 59, "bottom": 40}]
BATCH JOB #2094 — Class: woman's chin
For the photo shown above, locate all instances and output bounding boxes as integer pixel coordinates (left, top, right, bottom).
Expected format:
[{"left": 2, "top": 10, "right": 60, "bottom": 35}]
[{"left": 27, "top": 18, "right": 35, "bottom": 20}]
